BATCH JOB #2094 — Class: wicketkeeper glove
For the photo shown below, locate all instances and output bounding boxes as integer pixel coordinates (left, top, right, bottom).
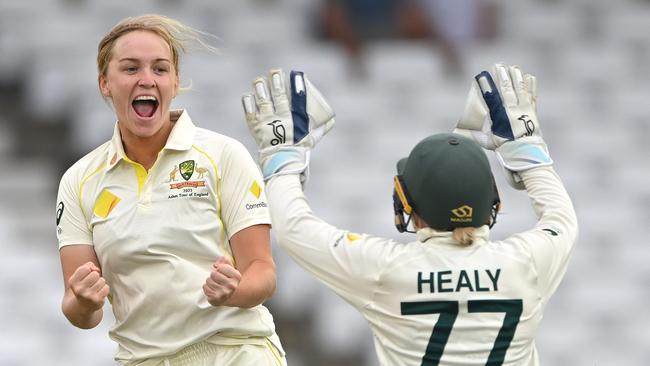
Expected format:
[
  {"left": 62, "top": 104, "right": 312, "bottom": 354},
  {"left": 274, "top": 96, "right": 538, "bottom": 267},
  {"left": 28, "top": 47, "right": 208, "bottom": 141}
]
[
  {"left": 242, "top": 69, "right": 335, "bottom": 182},
  {"left": 453, "top": 63, "right": 552, "bottom": 189}
]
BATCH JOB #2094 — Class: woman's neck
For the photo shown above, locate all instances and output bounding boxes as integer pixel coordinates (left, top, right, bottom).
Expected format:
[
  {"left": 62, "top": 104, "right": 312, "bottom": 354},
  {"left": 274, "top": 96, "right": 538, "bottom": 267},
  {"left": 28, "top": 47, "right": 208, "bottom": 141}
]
[{"left": 120, "top": 121, "right": 174, "bottom": 171}]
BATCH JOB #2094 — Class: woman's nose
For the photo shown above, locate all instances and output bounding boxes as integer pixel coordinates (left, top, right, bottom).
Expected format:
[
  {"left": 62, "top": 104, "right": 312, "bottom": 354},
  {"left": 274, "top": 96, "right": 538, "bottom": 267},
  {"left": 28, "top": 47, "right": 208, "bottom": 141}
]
[{"left": 138, "top": 69, "right": 156, "bottom": 88}]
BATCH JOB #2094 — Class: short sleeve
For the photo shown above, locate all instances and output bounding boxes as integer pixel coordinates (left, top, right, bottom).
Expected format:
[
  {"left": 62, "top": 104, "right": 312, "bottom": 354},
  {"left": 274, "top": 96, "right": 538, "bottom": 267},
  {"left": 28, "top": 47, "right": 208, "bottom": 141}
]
[
  {"left": 56, "top": 169, "right": 93, "bottom": 248},
  {"left": 218, "top": 141, "right": 271, "bottom": 238}
]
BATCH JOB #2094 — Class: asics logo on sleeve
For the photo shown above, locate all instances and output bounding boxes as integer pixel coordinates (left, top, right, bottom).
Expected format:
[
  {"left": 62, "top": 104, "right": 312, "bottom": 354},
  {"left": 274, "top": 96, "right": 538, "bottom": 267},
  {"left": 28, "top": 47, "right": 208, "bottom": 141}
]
[{"left": 56, "top": 202, "right": 65, "bottom": 225}]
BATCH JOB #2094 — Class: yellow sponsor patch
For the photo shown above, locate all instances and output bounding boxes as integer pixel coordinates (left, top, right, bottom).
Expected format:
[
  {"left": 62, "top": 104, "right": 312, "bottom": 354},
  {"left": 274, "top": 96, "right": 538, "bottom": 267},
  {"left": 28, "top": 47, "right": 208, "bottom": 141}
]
[
  {"left": 94, "top": 189, "right": 120, "bottom": 218},
  {"left": 346, "top": 233, "right": 362, "bottom": 242},
  {"left": 249, "top": 180, "right": 262, "bottom": 199}
]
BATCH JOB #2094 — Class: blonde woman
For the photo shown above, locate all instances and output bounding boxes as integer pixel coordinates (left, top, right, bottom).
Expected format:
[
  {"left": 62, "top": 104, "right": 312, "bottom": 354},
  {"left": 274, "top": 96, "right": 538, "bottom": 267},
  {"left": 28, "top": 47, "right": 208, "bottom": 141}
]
[{"left": 56, "top": 15, "right": 286, "bottom": 365}]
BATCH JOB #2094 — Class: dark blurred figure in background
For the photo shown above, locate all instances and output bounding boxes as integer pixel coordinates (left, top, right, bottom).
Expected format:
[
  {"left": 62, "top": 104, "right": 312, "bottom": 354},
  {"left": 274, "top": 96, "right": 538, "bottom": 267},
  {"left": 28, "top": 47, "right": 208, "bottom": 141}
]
[{"left": 317, "top": 0, "right": 498, "bottom": 78}]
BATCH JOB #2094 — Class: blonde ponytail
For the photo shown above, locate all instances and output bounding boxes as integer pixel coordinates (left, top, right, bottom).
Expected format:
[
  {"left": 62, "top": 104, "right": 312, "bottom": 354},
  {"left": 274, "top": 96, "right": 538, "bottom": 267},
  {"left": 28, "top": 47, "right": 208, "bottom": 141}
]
[{"left": 452, "top": 227, "right": 476, "bottom": 246}]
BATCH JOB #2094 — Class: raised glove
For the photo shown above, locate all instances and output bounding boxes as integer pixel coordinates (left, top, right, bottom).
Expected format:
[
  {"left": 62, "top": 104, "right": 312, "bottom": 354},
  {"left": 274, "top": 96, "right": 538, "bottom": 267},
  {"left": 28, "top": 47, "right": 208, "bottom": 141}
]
[
  {"left": 242, "top": 69, "right": 335, "bottom": 182},
  {"left": 454, "top": 63, "right": 552, "bottom": 189}
]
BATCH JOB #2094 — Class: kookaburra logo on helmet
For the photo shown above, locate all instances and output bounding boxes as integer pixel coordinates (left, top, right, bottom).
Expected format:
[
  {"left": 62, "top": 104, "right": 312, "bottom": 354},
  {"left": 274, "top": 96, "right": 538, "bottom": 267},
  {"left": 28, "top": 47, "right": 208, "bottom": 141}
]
[{"left": 451, "top": 205, "right": 473, "bottom": 223}]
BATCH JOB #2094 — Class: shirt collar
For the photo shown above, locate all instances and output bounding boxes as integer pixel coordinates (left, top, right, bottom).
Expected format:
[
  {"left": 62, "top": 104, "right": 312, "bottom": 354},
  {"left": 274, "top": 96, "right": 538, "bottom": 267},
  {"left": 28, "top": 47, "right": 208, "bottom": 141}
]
[
  {"left": 164, "top": 109, "right": 195, "bottom": 151},
  {"left": 106, "top": 109, "right": 195, "bottom": 170},
  {"left": 416, "top": 225, "right": 490, "bottom": 246}
]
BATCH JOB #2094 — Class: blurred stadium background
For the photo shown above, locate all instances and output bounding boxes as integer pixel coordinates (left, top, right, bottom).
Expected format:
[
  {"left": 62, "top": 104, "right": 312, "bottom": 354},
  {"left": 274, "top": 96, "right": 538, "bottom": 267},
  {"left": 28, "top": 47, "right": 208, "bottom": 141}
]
[{"left": 1, "top": 0, "right": 649, "bottom": 365}]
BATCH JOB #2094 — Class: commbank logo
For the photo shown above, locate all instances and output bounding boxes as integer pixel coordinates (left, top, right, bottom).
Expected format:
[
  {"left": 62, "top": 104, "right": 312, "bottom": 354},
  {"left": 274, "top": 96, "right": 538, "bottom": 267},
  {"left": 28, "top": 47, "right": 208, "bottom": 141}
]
[
  {"left": 249, "top": 180, "right": 262, "bottom": 199},
  {"left": 93, "top": 190, "right": 121, "bottom": 219},
  {"left": 450, "top": 205, "right": 473, "bottom": 223}
]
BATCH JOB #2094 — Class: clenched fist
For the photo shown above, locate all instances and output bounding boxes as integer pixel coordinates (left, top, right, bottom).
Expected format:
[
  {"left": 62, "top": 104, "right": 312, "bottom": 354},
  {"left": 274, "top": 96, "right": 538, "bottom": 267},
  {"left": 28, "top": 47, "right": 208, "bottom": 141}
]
[
  {"left": 68, "top": 262, "right": 110, "bottom": 311},
  {"left": 203, "top": 256, "right": 242, "bottom": 306}
]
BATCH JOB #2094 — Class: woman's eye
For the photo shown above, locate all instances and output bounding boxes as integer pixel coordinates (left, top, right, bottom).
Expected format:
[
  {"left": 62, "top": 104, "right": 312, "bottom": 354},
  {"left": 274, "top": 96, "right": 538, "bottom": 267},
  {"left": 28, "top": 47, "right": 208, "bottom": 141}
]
[
  {"left": 125, "top": 66, "right": 138, "bottom": 74},
  {"left": 154, "top": 66, "right": 168, "bottom": 74}
]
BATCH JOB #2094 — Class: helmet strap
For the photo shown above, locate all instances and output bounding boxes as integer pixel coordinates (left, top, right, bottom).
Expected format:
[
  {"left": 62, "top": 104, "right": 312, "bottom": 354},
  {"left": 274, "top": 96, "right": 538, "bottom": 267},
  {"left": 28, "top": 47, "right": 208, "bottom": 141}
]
[
  {"left": 393, "top": 176, "right": 416, "bottom": 233},
  {"left": 488, "top": 177, "right": 501, "bottom": 229}
]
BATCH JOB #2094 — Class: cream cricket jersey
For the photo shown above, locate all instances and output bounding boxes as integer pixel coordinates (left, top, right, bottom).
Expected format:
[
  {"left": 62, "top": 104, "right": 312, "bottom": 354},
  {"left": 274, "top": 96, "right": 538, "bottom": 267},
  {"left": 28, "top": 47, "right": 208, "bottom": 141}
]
[
  {"left": 56, "top": 110, "right": 281, "bottom": 363},
  {"left": 266, "top": 166, "right": 577, "bottom": 366}
]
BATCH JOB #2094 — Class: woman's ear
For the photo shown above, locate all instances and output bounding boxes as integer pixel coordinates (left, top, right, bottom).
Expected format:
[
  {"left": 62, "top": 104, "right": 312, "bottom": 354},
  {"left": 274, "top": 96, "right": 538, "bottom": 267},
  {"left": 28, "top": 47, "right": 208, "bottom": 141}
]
[
  {"left": 413, "top": 215, "right": 422, "bottom": 229},
  {"left": 412, "top": 213, "right": 428, "bottom": 230},
  {"left": 99, "top": 75, "right": 111, "bottom": 97}
]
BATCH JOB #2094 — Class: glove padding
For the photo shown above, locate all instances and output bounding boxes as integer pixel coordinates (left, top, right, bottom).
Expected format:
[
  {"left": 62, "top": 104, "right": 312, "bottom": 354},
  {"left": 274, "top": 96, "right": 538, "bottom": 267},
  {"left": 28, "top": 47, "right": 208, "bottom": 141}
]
[
  {"left": 242, "top": 69, "right": 335, "bottom": 182},
  {"left": 454, "top": 63, "right": 552, "bottom": 189}
]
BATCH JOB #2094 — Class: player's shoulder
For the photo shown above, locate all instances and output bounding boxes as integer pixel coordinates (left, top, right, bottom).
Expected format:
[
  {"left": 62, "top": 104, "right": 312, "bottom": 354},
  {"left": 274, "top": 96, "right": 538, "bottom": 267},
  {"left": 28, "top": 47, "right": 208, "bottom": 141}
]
[
  {"left": 192, "top": 127, "right": 253, "bottom": 160},
  {"left": 59, "top": 141, "right": 111, "bottom": 185},
  {"left": 479, "top": 236, "right": 537, "bottom": 267},
  {"left": 358, "top": 234, "right": 415, "bottom": 261},
  {"left": 193, "top": 126, "right": 239, "bottom": 146}
]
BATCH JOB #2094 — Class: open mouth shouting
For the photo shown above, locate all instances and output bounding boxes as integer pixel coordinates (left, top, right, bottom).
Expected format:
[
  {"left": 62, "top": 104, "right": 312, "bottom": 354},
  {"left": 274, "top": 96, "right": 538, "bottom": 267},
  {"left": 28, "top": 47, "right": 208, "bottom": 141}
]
[{"left": 132, "top": 95, "right": 159, "bottom": 118}]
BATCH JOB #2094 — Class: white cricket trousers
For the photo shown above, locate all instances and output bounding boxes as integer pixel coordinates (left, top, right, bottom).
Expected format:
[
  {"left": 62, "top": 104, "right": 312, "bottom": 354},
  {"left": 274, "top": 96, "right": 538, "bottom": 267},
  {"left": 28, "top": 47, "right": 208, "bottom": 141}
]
[{"left": 128, "top": 340, "right": 287, "bottom": 366}]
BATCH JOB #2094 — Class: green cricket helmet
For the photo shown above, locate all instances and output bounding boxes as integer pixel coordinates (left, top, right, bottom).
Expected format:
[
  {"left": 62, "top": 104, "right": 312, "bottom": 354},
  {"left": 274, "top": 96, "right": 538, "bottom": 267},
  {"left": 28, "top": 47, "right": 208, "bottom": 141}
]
[{"left": 393, "top": 133, "right": 500, "bottom": 233}]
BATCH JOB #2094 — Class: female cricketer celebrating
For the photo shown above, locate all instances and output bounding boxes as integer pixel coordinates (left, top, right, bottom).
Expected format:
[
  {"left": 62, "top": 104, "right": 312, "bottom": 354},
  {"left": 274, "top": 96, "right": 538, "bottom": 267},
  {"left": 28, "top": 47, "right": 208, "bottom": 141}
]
[
  {"left": 242, "top": 64, "right": 577, "bottom": 365},
  {"left": 55, "top": 15, "right": 286, "bottom": 365}
]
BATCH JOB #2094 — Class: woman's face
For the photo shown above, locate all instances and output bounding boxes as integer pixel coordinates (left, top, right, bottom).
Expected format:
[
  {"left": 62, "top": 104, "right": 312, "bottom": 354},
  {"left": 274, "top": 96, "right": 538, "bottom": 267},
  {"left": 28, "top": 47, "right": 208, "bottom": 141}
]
[{"left": 99, "top": 30, "right": 179, "bottom": 141}]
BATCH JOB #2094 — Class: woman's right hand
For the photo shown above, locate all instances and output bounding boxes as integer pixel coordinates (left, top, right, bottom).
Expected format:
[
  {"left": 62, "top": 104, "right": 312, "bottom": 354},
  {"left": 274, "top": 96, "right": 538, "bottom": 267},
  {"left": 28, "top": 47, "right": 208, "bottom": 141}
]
[{"left": 68, "top": 262, "right": 110, "bottom": 311}]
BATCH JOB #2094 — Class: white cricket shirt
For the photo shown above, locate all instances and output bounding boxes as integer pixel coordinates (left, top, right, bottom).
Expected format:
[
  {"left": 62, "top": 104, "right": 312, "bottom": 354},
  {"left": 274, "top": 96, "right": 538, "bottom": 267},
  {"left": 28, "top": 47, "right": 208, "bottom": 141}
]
[
  {"left": 56, "top": 110, "right": 281, "bottom": 363},
  {"left": 266, "top": 166, "right": 577, "bottom": 366}
]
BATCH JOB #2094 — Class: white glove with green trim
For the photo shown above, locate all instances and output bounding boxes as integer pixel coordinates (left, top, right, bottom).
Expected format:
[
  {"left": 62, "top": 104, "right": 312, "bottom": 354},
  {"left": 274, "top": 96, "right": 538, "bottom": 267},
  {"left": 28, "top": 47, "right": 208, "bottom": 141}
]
[
  {"left": 242, "top": 69, "right": 335, "bottom": 182},
  {"left": 454, "top": 63, "right": 552, "bottom": 189}
]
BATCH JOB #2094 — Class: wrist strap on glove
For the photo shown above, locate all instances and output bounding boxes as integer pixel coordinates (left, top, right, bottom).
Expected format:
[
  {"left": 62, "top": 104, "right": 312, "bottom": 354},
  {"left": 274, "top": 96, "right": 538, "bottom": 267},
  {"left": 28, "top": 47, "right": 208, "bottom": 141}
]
[
  {"left": 495, "top": 137, "right": 553, "bottom": 190},
  {"left": 495, "top": 137, "right": 553, "bottom": 172},
  {"left": 260, "top": 147, "right": 310, "bottom": 183}
]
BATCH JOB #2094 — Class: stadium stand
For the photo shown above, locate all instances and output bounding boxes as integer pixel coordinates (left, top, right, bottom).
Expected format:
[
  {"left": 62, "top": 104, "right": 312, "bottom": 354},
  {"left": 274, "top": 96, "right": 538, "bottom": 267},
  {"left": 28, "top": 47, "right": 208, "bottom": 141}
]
[{"left": 0, "top": 0, "right": 648, "bottom": 365}]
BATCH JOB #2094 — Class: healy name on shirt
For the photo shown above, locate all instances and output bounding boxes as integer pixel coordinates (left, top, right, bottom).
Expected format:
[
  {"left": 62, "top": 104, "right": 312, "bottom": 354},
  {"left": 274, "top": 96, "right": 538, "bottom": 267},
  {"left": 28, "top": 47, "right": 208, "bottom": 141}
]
[{"left": 266, "top": 165, "right": 577, "bottom": 366}]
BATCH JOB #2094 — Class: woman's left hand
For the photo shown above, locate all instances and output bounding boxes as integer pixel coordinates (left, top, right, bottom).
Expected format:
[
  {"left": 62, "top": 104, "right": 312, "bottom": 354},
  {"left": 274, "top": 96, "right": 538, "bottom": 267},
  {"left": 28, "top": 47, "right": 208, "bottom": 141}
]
[{"left": 203, "top": 256, "right": 242, "bottom": 306}]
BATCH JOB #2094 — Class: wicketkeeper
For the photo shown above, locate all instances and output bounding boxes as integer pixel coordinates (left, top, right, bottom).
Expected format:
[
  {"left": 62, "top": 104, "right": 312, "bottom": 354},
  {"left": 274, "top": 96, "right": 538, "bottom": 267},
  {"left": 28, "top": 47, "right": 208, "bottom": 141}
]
[{"left": 242, "top": 63, "right": 578, "bottom": 366}]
